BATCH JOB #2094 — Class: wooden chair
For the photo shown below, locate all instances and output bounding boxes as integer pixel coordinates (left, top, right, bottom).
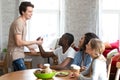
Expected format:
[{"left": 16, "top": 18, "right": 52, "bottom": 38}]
[
  {"left": 0, "top": 54, "right": 8, "bottom": 74},
  {"left": 115, "top": 62, "right": 120, "bottom": 80},
  {"left": 24, "top": 58, "right": 32, "bottom": 69}
]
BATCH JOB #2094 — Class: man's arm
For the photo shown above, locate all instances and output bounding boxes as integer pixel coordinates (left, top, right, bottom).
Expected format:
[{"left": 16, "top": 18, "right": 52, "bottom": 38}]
[
  {"left": 15, "top": 34, "right": 42, "bottom": 46},
  {"left": 50, "top": 57, "right": 73, "bottom": 70},
  {"left": 38, "top": 45, "right": 56, "bottom": 58}
]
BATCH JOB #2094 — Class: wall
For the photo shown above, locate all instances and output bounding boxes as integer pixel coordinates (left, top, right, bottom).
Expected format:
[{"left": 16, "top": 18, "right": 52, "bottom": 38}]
[
  {"left": 65, "top": 0, "right": 99, "bottom": 45},
  {"left": 0, "top": 0, "right": 18, "bottom": 49}
]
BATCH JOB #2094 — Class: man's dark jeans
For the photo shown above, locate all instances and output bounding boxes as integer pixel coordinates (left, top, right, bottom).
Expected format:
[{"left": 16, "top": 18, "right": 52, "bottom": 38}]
[{"left": 12, "top": 58, "right": 26, "bottom": 71}]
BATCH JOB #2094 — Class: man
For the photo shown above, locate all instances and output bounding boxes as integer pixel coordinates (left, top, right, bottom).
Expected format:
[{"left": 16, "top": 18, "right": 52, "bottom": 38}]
[
  {"left": 7, "top": 1, "right": 43, "bottom": 71},
  {"left": 37, "top": 33, "right": 77, "bottom": 70}
]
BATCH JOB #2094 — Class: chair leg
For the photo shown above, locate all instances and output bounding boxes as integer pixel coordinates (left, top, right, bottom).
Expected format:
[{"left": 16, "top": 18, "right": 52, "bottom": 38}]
[
  {"left": 3, "top": 67, "right": 8, "bottom": 74},
  {"left": 115, "top": 69, "right": 120, "bottom": 80}
]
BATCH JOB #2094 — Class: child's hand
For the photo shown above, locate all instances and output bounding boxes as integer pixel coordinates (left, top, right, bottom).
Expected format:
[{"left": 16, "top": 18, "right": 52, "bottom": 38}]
[
  {"left": 69, "top": 72, "right": 75, "bottom": 78},
  {"left": 73, "top": 72, "right": 80, "bottom": 79},
  {"left": 69, "top": 72, "right": 80, "bottom": 80},
  {"left": 80, "top": 66, "right": 86, "bottom": 72}
]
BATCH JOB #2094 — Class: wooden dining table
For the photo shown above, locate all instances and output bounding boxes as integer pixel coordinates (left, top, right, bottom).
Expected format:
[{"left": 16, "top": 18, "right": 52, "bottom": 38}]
[{"left": 0, "top": 69, "right": 77, "bottom": 80}]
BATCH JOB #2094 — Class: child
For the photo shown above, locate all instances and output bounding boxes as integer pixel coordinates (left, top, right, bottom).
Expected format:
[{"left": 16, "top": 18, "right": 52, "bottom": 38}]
[{"left": 70, "top": 38, "right": 108, "bottom": 80}]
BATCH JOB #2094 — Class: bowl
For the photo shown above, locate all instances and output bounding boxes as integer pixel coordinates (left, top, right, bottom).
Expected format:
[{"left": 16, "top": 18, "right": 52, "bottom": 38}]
[{"left": 34, "top": 70, "right": 56, "bottom": 79}]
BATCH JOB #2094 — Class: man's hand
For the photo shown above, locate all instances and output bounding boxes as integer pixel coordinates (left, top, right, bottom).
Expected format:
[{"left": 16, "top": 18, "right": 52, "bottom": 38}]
[
  {"left": 27, "top": 45, "right": 37, "bottom": 54},
  {"left": 36, "top": 37, "right": 43, "bottom": 45},
  {"left": 29, "top": 48, "right": 37, "bottom": 54}
]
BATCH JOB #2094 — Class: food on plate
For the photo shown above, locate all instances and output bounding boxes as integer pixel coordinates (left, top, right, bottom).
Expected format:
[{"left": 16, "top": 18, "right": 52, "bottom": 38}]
[{"left": 56, "top": 72, "right": 69, "bottom": 77}]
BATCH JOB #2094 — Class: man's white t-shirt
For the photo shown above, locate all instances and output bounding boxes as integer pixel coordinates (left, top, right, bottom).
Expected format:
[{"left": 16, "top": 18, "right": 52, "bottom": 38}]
[{"left": 53, "top": 46, "right": 76, "bottom": 64}]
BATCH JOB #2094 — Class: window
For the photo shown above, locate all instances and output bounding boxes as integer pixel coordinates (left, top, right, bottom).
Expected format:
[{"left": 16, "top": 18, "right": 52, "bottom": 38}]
[
  {"left": 20, "top": 0, "right": 64, "bottom": 51},
  {"left": 99, "top": 0, "right": 120, "bottom": 42}
]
